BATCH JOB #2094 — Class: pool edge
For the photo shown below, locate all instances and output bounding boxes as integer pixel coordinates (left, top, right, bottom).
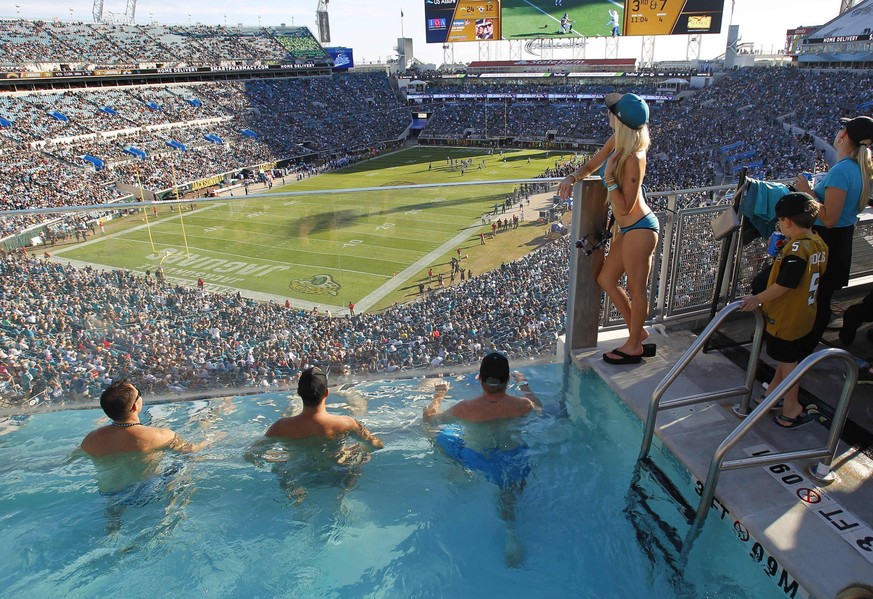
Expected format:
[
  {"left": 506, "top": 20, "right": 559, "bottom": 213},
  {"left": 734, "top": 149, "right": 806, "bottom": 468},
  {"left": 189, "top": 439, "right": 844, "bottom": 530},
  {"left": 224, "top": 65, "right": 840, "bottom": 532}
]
[{"left": 574, "top": 333, "right": 873, "bottom": 599}]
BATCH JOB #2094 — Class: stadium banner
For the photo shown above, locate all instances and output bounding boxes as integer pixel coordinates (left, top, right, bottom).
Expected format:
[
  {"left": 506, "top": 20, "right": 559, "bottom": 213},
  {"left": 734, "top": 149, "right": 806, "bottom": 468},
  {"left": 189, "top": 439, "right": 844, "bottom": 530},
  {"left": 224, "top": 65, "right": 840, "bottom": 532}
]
[
  {"left": 191, "top": 174, "right": 226, "bottom": 191},
  {"left": 317, "top": 10, "right": 331, "bottom": 43},
  {"left": 0, "top": 63, "right": 321, "bottom": 82},
  {"left": 479, "top": 72, "right": 551, "bottom": 78},
  {"left": 805, "top": 33, "right": 873, "bottom": 45},
  {"left": 408, "top": 92, "right": 673, "bottom": 101},
  {"left": 325, "top": 47, "right": 354, "bottom": 70},
  {"left": 468, "top": 58, "right": 635, "bottom": 68}
]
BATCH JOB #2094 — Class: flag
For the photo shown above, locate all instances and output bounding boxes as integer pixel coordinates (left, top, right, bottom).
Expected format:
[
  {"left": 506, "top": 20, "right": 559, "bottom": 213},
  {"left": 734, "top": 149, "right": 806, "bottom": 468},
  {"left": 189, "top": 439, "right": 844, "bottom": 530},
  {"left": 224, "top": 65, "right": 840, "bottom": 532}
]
[{"left": 401, "top": 10, "right": 404, "bottom": 17}]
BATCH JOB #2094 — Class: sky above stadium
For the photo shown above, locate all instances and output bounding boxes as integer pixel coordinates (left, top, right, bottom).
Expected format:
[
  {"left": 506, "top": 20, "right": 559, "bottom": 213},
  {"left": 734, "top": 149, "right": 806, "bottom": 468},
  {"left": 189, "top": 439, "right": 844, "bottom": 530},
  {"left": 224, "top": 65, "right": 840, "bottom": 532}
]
[{"left": 10, "top": 0, "right": 845, "bottom": 66}]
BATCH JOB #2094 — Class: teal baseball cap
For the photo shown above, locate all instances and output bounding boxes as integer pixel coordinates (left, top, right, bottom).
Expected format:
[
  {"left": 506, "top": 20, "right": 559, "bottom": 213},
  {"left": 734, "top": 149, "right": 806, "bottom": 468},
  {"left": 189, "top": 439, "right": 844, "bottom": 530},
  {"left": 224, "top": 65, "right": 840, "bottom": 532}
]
[{"left": 605, "top": 92, "right": 650, "bottom": 129}]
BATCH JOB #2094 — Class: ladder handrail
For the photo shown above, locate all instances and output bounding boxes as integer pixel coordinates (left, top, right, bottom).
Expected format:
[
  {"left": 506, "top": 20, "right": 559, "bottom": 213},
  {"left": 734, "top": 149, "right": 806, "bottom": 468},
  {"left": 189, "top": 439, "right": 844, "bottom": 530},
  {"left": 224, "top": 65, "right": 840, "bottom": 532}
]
[
  {"left": 639, "top": 300, "right": 765, "bottom": 460},
  {"left": 632, "top": 302, "right": 860, "bottom": 560},
  {"left": 689, "top": 347, "right": 858, "bottom": 539}
]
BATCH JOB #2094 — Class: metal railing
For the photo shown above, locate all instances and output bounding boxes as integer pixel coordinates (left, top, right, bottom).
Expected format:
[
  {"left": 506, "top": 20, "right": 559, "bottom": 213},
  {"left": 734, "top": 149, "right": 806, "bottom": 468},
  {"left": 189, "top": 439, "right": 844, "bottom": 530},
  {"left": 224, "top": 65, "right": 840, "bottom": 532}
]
[
  {"left": 688, "top": 347, "right": 858, "bottom": 543},
  {"left": 597, "top": 187, "right": 873, "bottom": 329},
  {"left": 638, "top": 301, "right": 766, "bottom": 461},
  {"left": 636, "top": 301, "right": 859, "bottom": 548}
]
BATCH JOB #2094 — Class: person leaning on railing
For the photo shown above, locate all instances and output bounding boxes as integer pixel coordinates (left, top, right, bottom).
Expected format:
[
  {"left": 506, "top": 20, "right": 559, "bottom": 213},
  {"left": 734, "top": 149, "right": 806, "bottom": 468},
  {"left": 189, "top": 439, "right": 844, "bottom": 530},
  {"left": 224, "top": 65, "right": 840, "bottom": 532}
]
[
  {"left": 792, "top": 115, "right": 873, "bottom": 345},
  {"left": 556, "top": 92, "right": 658, "bottom": 365}
]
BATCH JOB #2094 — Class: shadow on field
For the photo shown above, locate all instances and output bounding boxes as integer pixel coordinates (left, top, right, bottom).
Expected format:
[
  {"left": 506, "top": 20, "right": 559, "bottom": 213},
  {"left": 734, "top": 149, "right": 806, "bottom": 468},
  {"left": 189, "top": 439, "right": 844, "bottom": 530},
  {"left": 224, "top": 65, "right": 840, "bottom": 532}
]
[
  {"left": 297, "top": 194, "right": 512, "bottom": 235},
  {"left": 293, "top": 209, "right": 360, "bottom": 236}
]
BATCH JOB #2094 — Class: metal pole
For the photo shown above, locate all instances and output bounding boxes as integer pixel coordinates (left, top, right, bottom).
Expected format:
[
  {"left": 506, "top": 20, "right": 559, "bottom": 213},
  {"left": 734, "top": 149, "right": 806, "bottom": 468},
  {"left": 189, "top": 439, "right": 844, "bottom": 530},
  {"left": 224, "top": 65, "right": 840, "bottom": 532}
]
[{"left": 655, "top": 192, "right": 676, "bottom": 320}]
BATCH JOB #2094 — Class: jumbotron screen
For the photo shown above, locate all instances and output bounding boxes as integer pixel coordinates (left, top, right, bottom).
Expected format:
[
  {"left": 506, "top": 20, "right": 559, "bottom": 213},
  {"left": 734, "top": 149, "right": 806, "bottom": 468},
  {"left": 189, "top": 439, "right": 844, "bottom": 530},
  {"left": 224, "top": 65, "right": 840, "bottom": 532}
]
[
  {"left": 425, "top": 0, "right": 502, "bottom": 43},
  {"left": 424, "top": 0, "right": 724, "bottom": 42}
]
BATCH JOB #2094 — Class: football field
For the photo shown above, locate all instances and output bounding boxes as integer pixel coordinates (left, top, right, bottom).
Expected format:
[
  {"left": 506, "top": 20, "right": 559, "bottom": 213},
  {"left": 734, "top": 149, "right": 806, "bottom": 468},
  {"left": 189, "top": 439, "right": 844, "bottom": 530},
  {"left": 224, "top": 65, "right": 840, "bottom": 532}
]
[
  {"left": 502, "top": 0, "right": 623, "bottom": 39},
  {"left": 54, "top": 147, "right": 569, "bottom": 312}
]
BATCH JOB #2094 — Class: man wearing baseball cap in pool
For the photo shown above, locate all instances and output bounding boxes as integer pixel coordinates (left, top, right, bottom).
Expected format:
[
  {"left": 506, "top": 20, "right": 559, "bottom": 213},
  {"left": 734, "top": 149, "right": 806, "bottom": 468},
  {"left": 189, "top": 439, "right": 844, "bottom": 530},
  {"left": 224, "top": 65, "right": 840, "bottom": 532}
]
[
  {"left": 422, "top": 352, "right": 540, "bottom": 567},
  {"left": 265, "top": 366, "right": 384, "bottom": 448},
  {"left": 81, "top": 379, "right": 218, "bottom": 456},
  {"left": 423, "top": 352, "right": 541, "bottom": 422}
]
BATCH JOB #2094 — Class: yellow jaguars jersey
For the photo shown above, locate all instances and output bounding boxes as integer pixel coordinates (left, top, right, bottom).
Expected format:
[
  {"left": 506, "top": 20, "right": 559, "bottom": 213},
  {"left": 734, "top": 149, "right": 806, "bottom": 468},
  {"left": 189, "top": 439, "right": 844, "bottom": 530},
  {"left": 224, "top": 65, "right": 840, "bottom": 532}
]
[{"left": 762, "top": 233, "right": 828, "bottom": 341}]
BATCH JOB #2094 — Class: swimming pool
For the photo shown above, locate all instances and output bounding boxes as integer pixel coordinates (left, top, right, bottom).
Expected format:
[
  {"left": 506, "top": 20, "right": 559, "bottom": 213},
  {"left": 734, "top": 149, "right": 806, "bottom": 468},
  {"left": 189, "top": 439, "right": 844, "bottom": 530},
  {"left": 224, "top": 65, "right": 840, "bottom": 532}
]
[{"left": 0, "top": 363, "right": 788, "bottom": 598}]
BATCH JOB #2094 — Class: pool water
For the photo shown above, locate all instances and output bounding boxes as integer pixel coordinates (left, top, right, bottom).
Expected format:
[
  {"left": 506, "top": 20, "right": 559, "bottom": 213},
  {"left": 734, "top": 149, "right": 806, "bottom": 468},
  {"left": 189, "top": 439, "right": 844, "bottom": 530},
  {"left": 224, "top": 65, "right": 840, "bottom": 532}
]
[{"left": 0, "top": 363, "right": 787, "bottom": 598}]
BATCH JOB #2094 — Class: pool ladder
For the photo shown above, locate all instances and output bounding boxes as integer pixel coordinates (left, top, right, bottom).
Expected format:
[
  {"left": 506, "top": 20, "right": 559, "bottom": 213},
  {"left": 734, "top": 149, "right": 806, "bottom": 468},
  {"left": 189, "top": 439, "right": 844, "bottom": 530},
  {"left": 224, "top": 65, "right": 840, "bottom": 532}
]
[{"left": 637, "top": 300, "right": 859, "bottom": 549}]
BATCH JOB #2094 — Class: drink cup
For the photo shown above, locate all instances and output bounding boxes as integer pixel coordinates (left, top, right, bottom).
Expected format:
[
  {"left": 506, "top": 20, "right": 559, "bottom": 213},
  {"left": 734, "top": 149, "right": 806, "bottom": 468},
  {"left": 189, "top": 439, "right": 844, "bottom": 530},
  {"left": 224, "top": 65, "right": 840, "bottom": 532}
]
[{"left": 768, "top": 231, "right": 787, "bottom": 257}]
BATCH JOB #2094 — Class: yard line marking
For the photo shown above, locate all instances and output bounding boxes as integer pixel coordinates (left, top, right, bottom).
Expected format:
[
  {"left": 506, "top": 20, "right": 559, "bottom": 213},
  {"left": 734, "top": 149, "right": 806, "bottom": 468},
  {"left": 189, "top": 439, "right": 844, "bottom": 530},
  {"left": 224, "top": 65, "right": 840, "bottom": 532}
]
[
  {"left": 355, "top": 219, "right": 481, "bottom": 312},
  {"left": 51, "top": 203, "right": 223, "bottom": 255},
  {"left": 132, "top": 230, "right": 426, "bottom": 262},
  {"left": 97, "top": 238, "right": 396, "bottom": 278}
]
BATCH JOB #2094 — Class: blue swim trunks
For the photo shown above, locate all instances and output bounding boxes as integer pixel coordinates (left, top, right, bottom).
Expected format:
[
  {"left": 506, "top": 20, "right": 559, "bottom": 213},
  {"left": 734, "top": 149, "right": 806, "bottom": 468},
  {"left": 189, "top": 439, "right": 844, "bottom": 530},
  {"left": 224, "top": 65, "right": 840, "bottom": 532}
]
[{"left": 436, "top": 425, "right": 530, "bottom": 488}]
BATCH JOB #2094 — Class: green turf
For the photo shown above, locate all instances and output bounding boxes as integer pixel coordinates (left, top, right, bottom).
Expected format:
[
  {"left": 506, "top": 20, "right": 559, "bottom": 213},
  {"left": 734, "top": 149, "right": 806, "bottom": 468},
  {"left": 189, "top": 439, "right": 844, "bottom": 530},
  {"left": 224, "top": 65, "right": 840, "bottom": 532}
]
[
  {"left": 57, "top": 147, "right": 569, "bottom": 309},
  {"left": 502, "top": 0, "right": 623, "bottom": 39}
]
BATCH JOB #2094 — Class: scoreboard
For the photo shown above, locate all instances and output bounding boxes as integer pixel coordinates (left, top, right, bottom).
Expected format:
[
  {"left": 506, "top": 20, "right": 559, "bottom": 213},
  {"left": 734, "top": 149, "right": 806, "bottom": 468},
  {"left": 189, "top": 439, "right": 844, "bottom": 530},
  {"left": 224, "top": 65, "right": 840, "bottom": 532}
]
[
  {"left": 623, "top": 0, "right": 723, "bottom": 36},
  {"left": 425, "top": 0, "right": 724, "bottom": 43},
  {"left": 425, "top": 0, "right": 502, "bottom": 43}
]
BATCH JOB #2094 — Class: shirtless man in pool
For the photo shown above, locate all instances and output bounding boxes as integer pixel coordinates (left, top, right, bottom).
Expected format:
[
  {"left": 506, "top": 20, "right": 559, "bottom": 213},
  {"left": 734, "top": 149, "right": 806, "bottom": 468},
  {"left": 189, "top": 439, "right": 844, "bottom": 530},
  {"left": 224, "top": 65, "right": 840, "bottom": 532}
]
[
  {"left": 81, "top": 380, "right": 214, "bottom": 456},
  {"left": 421, "top": 351, "right": 540, "bottom": 568},
  {"left": 265, "top": 366, "right": 383, "bottom": 448},
  {"left": 423, "top": 352, "right": 541, "bottom": 422}
]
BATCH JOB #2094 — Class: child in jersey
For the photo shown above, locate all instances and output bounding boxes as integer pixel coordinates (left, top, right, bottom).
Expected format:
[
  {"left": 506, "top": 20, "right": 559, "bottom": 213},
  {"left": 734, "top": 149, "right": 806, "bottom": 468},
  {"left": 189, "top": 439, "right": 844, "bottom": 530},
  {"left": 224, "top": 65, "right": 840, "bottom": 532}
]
[{"left": 740, "top": 193, "right": 828, "bottom": 429}]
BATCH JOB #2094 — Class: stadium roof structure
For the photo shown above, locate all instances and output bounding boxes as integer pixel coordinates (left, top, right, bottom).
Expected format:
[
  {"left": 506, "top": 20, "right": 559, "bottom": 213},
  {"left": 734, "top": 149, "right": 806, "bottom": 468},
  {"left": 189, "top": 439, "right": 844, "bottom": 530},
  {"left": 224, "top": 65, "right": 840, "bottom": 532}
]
[
  {"left": 808, "top": 0, "right": 873, "bottom": 41},
  {"left": 798, "top": 0, "right": 873, "bottom": 65}
]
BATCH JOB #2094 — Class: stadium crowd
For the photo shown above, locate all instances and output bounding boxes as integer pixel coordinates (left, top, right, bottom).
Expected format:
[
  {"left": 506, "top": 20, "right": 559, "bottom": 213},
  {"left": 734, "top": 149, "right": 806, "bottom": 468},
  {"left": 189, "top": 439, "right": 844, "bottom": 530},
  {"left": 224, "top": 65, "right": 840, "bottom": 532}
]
[
  {"left": 1, "top": 68, "right": 868, "bottom": 238},
  {"left": 1, "top": 23, "right": 871, "bottom": 407},
  {"left": 0, "top": 73, "right": 409, "bottom": 235},
  {"left": 0, "top": 238, "right": 568, "bottom": 403},
  {"left": 416, "top": 67, "right": 872, "bottom": 193},
  {"left": 0, "top": 20, "right": 320, "bottom": 67}
]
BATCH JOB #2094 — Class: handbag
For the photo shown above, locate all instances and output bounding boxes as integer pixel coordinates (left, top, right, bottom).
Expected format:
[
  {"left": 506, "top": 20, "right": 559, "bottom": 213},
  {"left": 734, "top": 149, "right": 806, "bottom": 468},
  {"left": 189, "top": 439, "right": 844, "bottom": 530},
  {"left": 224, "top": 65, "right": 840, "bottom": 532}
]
[{"left": 711, "top": 206, "right": 740, "bottom": 241}]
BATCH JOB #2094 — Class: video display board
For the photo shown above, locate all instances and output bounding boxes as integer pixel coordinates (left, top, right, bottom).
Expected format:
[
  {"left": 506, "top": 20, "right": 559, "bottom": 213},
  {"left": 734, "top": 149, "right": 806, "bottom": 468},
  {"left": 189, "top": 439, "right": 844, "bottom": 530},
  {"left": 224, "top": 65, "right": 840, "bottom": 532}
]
[
  {"left": 425, "top": 0, "right": 502, "bottom": 43},
  {"left": 623, "top": 0, "right": 723, "bottom": 36},
  {"left": 326, "top": 47, "right": 354, "bottom": 70},
  {"left": 425, "top": 0, "right": 723, "bottom": 42}
]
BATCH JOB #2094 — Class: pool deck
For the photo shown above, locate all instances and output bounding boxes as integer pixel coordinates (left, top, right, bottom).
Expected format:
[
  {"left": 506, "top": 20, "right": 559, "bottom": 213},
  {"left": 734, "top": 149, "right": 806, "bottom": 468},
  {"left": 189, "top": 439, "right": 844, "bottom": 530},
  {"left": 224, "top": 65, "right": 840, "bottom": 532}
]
[{"left": 576, "top": 327, "right": 873, "bottom": 599}]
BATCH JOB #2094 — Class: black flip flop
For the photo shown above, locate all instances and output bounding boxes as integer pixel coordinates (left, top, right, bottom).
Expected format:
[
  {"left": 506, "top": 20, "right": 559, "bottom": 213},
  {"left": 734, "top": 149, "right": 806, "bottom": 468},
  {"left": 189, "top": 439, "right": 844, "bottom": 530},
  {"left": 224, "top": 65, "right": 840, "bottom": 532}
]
[
  {"left": 773, "top": 412, "right": 815, "bottom": 429},
  {"left": 603, "top": 349, "right": 643, "bottom": 365}
]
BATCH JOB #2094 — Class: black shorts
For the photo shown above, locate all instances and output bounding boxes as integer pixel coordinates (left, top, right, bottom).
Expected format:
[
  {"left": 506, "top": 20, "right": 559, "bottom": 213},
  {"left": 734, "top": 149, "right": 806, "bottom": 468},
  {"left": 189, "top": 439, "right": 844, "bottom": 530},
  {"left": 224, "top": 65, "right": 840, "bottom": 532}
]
[{"left": 765, "top": 332, "right": 816, "bottom": 364}]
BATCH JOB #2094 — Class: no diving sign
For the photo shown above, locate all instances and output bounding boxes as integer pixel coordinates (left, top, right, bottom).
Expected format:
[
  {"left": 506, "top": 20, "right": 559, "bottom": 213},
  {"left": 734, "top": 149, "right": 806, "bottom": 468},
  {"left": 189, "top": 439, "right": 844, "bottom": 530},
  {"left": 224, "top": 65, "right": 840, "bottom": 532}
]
[{"left": 796, "top": 488, "right": 822, "bottom": 504}]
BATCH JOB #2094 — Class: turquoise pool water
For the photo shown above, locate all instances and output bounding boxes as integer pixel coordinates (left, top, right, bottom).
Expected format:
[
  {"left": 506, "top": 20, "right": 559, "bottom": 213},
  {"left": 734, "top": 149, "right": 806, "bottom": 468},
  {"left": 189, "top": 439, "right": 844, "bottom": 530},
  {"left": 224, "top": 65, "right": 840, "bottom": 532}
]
[{"left": 0, "top": 363, "right": 787, "bottom": 598}]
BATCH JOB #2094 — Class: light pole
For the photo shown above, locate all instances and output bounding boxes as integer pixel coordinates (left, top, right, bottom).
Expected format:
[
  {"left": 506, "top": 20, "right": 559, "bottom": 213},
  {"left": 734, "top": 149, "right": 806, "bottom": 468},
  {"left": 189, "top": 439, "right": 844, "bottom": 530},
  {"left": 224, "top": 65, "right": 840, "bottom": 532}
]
[
  {"left": 69, "top": 6, "right": 73, "bottom": 20},
  {"left": 257, "top": 15, "right": 261, "bottom": 27},
  {"left": 223, "top": 14, "right": 227, "bottom": 26},
  {"left": 15, "top": 4, "right": 20, "bottom": 18},
  {"left": 149, "top": 11, "right": 154, "bottom": 23},
  {"left": 187, "top": 12, "right": 192, "bottom": 25}
]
